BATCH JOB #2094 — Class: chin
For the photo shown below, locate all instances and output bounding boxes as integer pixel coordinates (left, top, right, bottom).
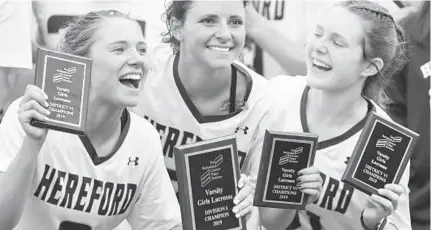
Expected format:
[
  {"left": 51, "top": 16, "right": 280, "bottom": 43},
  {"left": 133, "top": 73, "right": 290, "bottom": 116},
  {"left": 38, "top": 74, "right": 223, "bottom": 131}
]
[
  {"left": 305, "top": 73, "right": 331, "bottom": 91},
  {"left": 208, "top": 59, "right": 233, "bottom": 70},
  {"left": 118, "top": 92, "right": 141, "bottom": 107},
  {"left": 204, "top": 51, "right": 236, "bottom": 69},
  {"left": 120, "top": 99, "right": 140, "bottom": 108}
]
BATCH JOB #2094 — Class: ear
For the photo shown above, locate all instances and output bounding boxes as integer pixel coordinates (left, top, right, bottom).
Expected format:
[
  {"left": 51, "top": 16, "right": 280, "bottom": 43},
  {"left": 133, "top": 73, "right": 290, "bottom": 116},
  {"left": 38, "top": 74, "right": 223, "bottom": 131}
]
[
  {"left": 170, "top": 17, "right": 183, "bottom": 41},
  {"left": 360, "top": 57, "right": 384, "bottom": 78}
]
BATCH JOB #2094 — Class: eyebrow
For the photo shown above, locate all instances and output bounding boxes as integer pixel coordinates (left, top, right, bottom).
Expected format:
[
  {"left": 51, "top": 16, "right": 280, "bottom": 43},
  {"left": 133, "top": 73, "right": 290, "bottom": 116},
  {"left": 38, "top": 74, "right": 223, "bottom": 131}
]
[
  {"left": 200, "top": 14, "right": 244, "bottom": 20},
  {"left": 108, "top": 40, "right": 147, "bottom": 46},
  {"left": 316, "top": 25, "right": 347, "bottom": 41}
]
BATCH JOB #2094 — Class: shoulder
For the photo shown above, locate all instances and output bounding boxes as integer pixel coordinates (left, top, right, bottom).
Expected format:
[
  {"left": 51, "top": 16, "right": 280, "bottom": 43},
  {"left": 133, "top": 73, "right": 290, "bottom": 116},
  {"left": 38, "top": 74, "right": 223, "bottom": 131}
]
[
  {"left": 233, "top": 60, "right": 268, "bottom": 99},
  {"left": 125, "top": 112, "right": 165, "bottom": 164},
  {"left": 128, "top": 111, "right": 160, "bottom": 141},
  {"left": 267, "top": 75, "right": 306, "bottom": 118},
  {"left": 370, "top": 100, "right": 393, "bottom": 121},
  {"left": 268, "top": 75, "right": 307, "bottom": 98},
  {"left": 233, "top": 60, "right": 267, "bottom": 83}
]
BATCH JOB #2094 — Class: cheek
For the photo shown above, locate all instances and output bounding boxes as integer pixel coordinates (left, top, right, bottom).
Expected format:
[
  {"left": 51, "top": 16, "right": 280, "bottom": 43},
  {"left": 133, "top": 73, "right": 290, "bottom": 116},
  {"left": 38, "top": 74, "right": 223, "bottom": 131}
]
[
  {"left": 232, "top": 28, "right": 245, "bottom": 44},
  {"left": 90, "top": 58, "right": 121, "bottom": 86},
  {"left": 333, "top": 49, "right": 363, "bottom": 71},
  {"left": 304, "top": 37, "right": 317, "bottom": 56}
]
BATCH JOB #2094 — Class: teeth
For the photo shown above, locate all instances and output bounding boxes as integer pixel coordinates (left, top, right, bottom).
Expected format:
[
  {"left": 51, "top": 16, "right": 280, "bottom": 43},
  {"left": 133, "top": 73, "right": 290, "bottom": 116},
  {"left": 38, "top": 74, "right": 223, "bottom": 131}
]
[
  {"left": 120, "top": 74, "right": 140, "bottom": 80},
  {"left": 209, "top": 46, "right": 230, "bottom": 52},
  {"left": 312, "top": 59, "right": 331, "bottom": 69}
]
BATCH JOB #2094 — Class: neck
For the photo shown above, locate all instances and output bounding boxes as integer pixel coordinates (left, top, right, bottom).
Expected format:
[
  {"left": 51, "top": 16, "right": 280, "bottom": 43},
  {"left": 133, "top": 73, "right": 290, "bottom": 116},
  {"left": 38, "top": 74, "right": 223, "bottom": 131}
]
[
  {"left": 307, "top": 83, "right": 368, "bottom": 125},
  {"left": 177, "top": 52, "right": 231, "bottom": 99},
  {"left": 86, "top": 99, "right": 123, "bottom": 146}
]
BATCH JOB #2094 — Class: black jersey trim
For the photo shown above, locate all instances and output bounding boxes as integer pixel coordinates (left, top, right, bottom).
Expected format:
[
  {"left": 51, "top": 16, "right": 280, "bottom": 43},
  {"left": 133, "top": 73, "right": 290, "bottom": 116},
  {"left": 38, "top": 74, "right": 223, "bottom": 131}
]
[
  {"left": 172, "top": 53, "right": 252, "bottom": 124},
  {"left": 300, "top": 86, "right": 375, "bottom": 150},
  {"left": 80, "top": 109, "right": 130, "bottom": 166}
]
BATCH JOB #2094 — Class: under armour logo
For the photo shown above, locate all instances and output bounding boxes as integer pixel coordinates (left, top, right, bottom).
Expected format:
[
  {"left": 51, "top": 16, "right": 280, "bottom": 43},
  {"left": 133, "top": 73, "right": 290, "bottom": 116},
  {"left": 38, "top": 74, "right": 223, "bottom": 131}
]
[
  {"left": 376, "top": 135, "right": 402, "bottom": 151},
  {"left": 53, "top": 67, "right": 76, "bottom": 83},
  {"left": 344, "top": 157, "right": 351, "bottom": 165},
  {"left": 235, "top": 126, "right": 249, "bottom": 134},
  {"left": 128, "top": 157, "right": 139, "bottom": 166}
]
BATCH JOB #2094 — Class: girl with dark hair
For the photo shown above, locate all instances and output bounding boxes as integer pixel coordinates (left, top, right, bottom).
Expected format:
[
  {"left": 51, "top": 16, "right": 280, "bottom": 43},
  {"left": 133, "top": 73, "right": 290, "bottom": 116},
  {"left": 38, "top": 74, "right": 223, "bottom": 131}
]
[{"left": 132, "top": 0, "right": 322, "bottom": 229}]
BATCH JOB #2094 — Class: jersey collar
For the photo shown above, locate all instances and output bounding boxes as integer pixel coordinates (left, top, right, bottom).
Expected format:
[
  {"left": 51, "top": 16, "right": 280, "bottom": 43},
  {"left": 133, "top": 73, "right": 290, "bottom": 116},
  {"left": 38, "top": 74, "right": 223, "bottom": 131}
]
[
  {"left": 79, "top": 109, "right": 131, "bottom": 166},
  {"left": 300, "top": 85, "right": 375, "bottom": 150},
  {"left": 172, "top": 52, "right": 252, "bottom": 124}
]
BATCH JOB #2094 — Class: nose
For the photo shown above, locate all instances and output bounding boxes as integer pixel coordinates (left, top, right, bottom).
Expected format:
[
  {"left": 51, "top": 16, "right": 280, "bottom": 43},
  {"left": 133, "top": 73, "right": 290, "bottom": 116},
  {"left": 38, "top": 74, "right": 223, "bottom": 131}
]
[
  {"left": 215, "top": 21, "right": 232, "bottom": 42},
  {"left": 314, "top": 40, "right": 328, "bottom": 54},
  {"left": 126, "top": 49, "right": 145, "bottom": 68}
]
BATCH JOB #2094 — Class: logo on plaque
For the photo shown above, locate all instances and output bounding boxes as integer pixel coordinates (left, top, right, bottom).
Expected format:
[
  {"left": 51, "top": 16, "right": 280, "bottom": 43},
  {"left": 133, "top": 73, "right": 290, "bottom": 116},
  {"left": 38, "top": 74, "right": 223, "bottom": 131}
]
[
  {"left": 53, "top": 67, "right": 76, "bottom": 83},
  {"left": 201, "top": 155, "right": 224, "bottom": 187},
  {"left": 279, "top": 147, "right": 302, "bottom": 165},
  {"left": 342, "top": 112, "right": 419, "bottom": 195},
  {"left": 376, "top": 135, "right": 402, "bottom": 151}
]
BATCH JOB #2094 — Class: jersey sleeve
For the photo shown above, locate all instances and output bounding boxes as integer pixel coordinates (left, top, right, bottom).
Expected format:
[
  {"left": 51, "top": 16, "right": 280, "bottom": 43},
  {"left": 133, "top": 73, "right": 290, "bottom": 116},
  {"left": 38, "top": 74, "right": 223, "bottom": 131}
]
[
  {"left": 0, "top": 98, "right": 26, "bottom": 173},
  {"left": 245, "top": 76, "right": 304, "bottom": 188},
  {"left": 126, "top": 130, "right": 182, "bottom": 230},
  {"left": 385, "top": 161, "right": 412, "bottom": 229}
]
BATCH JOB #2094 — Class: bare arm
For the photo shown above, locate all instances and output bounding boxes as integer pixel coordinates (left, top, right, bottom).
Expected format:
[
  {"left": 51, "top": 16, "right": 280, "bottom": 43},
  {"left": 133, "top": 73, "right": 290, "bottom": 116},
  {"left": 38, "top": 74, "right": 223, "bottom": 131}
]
[
  {"left": 245, "top": 5, "right": 307, "bottom": 77},
  {"left": 259, "top": 208, "right": 297, "bottom": 230},
  {"left": 259, "top": 167, "right": 323, "bottom": 230},
  {"left": 0, "top": 137, "right": 44, "bottom": 229},
  {"left": 0, "top": 85, "right": 49, "bottom": 229}
]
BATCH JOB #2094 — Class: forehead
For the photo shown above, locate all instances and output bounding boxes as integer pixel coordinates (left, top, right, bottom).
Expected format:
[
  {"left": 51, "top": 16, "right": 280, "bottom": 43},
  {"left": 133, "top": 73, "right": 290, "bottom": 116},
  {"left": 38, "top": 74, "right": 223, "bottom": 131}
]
[
  {"left": 318, "top": 6, "right": 365, "bottom": 43},
  {"left": 92, "top": 17, "right": 145, "bottom": 44},
  {"left": 187, "top": 0, "right": 245, "bottom": 18}
]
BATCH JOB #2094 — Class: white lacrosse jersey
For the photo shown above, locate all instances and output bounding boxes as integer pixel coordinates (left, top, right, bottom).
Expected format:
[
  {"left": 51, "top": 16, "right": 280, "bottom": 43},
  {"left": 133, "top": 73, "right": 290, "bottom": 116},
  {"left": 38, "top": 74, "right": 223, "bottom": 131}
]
[
  {"left": 267, "top": 76, "right": 411, "bottom": 230},
  {"left": 133, "top": 45, "right": 273, "bottom": 193},
  {"left": 132, "top": 45, "right": 278, "bottom": 229},
  {"left": 0, "top": 98, "right": 181, "bottom": 230},
  {"left": 33, "top": 1, "right": 165, "bottom": 50}
]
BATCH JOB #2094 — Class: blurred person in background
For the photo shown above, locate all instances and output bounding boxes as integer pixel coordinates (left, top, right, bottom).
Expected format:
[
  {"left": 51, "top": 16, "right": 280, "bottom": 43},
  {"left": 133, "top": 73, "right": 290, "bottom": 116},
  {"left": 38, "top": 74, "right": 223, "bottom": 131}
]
[
  {"left": 0, "top": 1, "right": 33, "bottom": 123},
  {"left": 32, "top": 1, "right": 166, "bottom": 51},
  {"left": 386, "top": 2, "right": 430, "bottom": 230}
]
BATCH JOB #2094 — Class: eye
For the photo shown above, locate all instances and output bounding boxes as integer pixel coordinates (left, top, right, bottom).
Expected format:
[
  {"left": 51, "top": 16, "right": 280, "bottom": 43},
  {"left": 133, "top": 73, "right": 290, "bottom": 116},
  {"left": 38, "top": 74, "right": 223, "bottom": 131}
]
[
  {"left": 230, "top": 19, "right": 243, "bottom": 26},
  {"left": 200, "top": 18, "right": 216, "bottom": 25},
  {"left": 333, "top": 40, "right": 346, "bottom": 47},
  {"left": 138, "top": 47, "right": 147, "bottom": 55},
  {"left": 313, "top": 32, "right": 323, "bottom": 38},
  {"left": 112, "top": 47, "right": 125, "bottom": 53}
]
